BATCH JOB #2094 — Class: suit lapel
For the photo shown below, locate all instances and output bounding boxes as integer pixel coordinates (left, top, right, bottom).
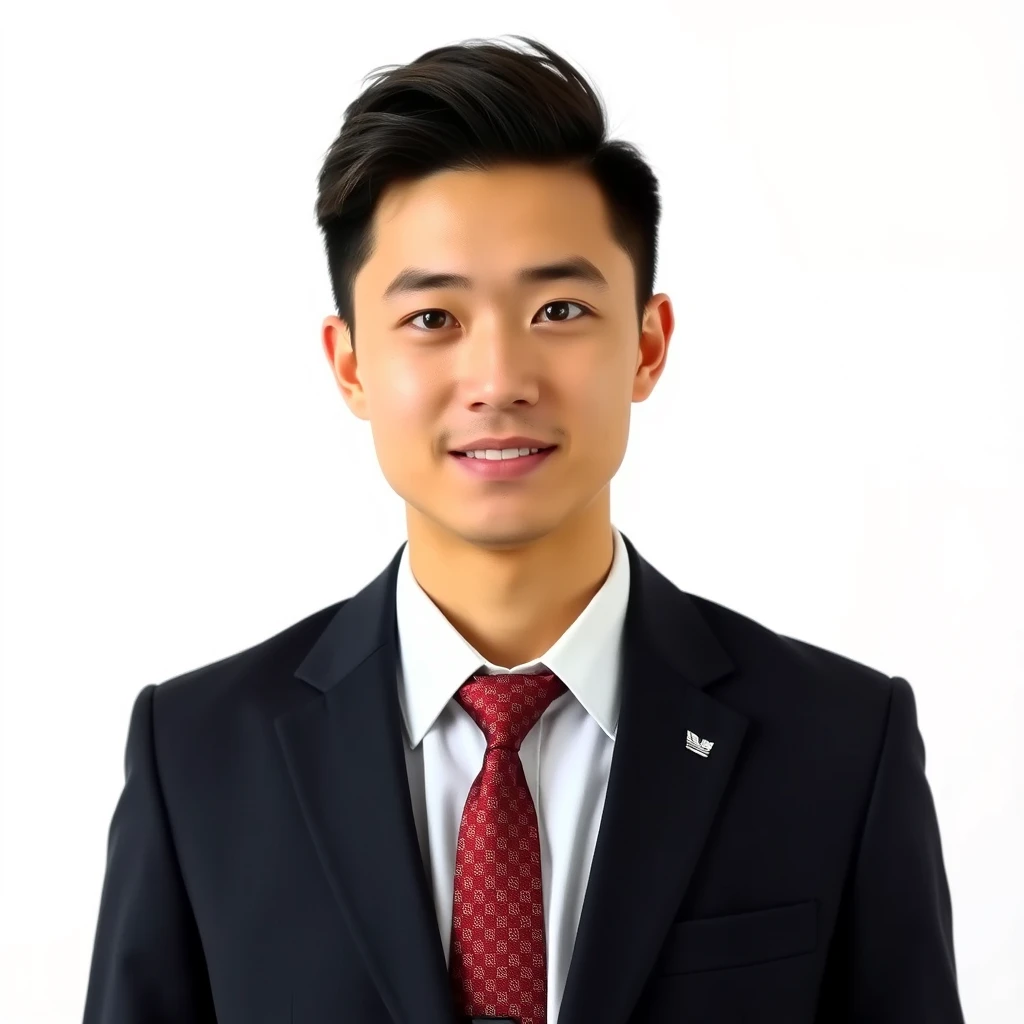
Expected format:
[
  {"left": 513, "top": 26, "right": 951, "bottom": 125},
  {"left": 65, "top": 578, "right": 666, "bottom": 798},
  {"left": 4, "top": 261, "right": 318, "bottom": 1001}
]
[
  {"left": 556, "top": 533, "right": 748, "bottom": 1024},
  {"left": 276, "top": 532, "right": 749, "bottom": 1024},
  {"left": 276, "top": 546, "right": 455, "bottom": 1024}
]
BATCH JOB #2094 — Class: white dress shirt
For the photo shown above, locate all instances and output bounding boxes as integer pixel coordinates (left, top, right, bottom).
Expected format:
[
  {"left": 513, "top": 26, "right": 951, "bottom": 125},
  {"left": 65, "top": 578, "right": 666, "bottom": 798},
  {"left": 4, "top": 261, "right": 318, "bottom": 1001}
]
[{"left": 395, "top": 526, "right": 631, "bottom": 1024}]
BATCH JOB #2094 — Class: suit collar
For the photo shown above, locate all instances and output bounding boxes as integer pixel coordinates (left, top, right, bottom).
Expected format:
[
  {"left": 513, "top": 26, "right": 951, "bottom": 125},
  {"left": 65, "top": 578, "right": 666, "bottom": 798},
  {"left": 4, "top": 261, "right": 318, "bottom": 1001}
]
[
  {"left": 293, "top": 528, "right": 734, "bottom": 696},
  {"left": 279, "top": 531, "right": 747, "bottom": 1024}
]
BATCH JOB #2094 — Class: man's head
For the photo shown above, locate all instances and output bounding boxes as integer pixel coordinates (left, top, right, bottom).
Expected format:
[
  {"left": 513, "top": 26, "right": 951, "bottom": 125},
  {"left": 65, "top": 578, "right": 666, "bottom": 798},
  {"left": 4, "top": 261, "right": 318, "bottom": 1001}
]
[{"left": 315, "top": 36, "right": 673, "bottom": 552}]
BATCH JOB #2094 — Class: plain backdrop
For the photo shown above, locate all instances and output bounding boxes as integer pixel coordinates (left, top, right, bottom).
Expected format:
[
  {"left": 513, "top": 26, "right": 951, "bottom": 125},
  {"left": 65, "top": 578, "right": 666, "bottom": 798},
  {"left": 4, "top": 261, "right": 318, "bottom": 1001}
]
[{"left": 1, "top": 1, "right": 1022, "bottom": 1021}]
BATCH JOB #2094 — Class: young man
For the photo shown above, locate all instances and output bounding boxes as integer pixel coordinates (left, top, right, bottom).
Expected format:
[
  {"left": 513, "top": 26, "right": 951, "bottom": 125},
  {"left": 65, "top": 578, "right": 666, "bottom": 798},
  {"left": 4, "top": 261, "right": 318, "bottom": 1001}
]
[{"left": 83, "top": 35, "right": 965, "bottom": 1024}]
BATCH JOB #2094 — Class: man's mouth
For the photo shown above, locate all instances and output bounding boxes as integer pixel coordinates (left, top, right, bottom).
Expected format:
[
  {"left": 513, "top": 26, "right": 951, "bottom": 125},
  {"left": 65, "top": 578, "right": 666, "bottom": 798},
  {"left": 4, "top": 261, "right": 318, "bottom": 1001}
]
[
  {"left": 448, "top": 446, "right": 558, "bottom": 478},
  {"left": 451, "top": 445, "right": 557, "bottom": 460}
]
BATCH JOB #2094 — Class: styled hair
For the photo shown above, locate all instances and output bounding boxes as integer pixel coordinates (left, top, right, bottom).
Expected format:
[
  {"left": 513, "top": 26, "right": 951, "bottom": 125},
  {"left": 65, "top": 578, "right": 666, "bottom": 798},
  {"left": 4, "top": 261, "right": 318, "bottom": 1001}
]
[{"left": 314, "top": 35, "right": 662, "bottom": 352}]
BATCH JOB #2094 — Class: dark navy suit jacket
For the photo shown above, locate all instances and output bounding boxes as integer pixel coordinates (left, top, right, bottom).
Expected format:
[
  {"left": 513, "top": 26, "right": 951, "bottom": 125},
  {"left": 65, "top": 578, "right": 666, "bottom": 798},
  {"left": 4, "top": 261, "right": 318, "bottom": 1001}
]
[{"left": 82, "top": 532, "right": 965, "bottom": 1023}]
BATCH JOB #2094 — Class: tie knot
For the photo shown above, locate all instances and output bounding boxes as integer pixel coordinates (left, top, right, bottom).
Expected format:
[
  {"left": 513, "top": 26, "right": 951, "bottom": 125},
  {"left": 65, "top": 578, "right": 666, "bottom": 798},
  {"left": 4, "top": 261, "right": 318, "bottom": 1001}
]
[{"left": 454, "top": 672, "right": 568, "bottom": 751}]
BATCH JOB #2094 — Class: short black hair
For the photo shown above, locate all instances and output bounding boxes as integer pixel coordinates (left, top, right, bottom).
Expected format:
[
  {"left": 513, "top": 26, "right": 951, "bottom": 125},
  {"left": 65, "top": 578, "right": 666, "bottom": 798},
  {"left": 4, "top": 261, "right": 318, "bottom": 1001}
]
[{"left": 314, "top": 35, "right": 662, "bottom": 353}]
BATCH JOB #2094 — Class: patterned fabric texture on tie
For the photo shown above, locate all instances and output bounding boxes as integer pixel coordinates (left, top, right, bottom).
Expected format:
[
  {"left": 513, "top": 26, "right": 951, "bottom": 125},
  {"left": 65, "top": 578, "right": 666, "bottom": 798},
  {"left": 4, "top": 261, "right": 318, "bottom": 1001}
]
[{"left": 448, "top": 672, "right": 568, "bottom": 1024}]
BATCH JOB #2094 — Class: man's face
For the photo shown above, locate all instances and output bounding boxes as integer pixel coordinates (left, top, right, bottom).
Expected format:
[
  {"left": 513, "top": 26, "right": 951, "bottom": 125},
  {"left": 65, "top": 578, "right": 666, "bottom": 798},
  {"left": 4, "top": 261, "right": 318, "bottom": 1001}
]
[{"left": 323, "top": 162, "right": 672, "bottom": 550}]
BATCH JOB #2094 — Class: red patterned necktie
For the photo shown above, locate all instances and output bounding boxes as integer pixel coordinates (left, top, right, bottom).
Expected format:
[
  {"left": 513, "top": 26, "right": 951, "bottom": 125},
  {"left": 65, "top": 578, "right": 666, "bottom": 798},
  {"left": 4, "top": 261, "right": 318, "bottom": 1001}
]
[{"left": 448, "top": 671, "right": 568, "bottom": 1024}]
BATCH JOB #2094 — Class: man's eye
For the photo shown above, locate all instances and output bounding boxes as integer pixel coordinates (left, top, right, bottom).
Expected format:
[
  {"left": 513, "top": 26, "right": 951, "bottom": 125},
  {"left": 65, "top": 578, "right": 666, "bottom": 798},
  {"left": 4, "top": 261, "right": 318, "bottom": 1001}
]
[
  {"left": 537, "top": 301, "right": 589, "bottom": 323},
  {"left": 405, "top": 301, "right": 590, "bottom": 331},
  {"left": 406, "top": 310, "right": 455, "bottom": 331}
]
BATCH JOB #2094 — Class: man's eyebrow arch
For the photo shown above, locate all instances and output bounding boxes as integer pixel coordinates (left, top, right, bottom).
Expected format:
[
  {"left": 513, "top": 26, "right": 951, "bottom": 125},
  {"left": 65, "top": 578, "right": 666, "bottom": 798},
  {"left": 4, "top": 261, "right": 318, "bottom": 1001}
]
[{"left": 382, "top": 255, "right": 609, "bottom": 300}]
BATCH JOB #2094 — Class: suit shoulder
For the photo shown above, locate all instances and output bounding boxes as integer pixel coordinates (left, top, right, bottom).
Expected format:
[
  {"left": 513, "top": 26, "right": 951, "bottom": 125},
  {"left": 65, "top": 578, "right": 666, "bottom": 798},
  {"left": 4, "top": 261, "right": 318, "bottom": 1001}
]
[
  {"left": 684, "top": 590, "right": 896, "bottom": 713},
  {"left": 148, "top": 597, "right": 352, "bottom": 717}
]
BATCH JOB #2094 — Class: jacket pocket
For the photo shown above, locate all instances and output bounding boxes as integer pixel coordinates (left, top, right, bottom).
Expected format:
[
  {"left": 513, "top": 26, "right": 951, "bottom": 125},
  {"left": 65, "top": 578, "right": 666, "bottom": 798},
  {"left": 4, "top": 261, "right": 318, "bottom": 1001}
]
[{"left": 657, "top": 899, "right": 818, "bottom": 974}]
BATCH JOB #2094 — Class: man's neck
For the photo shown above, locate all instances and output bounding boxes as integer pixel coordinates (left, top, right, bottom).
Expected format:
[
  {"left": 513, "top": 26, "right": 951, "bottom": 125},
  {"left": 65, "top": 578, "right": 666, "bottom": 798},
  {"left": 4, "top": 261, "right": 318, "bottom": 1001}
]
[{"left": 405, "top": 496, "right": 616, "bottom": 668}]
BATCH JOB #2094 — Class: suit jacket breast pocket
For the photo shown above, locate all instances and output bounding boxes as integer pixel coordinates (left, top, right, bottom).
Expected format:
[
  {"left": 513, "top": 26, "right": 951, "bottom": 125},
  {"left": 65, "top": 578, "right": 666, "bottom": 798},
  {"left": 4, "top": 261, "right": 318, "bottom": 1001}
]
[{"left": 657, "top": 899, "right": 818, "bottom": 975}]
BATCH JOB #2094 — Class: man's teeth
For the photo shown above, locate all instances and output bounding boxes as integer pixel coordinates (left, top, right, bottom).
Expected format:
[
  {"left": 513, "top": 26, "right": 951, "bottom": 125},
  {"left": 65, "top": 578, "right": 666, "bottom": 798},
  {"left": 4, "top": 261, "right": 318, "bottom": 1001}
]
[{"left": 463, "top": 447, "right": 542, "bottom": 460}]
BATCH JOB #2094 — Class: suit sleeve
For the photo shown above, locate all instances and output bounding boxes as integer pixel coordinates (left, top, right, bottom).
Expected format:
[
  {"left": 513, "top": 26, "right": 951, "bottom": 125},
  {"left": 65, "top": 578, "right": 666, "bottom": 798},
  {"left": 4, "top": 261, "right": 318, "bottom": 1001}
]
[
  {"left": 816, "top": 675, "right": 966, "bottom": 1022},
  {"left": 82, "top": 684, "right": 217, "bottom": 1023}
]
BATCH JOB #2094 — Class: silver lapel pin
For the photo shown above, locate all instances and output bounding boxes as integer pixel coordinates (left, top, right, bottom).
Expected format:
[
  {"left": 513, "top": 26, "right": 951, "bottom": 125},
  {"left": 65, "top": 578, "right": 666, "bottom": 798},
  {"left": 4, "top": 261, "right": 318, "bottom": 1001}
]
[{"left": 686, "top": 729, "right": 715, "bottom": 757}]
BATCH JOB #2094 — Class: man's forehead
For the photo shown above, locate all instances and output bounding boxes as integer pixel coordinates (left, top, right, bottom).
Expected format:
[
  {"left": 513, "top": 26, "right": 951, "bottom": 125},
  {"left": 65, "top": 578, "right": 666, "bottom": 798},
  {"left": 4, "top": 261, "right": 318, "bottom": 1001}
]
[
  {"left": 374, "top": 165, "right": 606, "bottom": 229},
  {"left": 358, "top": 168, "right": 623, "bottom": 295}
]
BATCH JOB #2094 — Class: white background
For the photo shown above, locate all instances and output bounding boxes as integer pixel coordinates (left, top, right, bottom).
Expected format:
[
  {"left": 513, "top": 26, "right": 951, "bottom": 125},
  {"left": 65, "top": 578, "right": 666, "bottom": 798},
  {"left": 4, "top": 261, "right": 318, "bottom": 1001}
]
[{"left": 1, "top": 1, "right": 1021, "bottom": 1020}]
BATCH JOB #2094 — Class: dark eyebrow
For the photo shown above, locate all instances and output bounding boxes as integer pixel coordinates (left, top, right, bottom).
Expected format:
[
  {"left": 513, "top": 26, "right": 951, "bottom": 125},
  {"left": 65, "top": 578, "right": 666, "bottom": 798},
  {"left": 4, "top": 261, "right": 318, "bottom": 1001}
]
[{"left": 382, "top": 254, "right": 609, "bottom": 300}]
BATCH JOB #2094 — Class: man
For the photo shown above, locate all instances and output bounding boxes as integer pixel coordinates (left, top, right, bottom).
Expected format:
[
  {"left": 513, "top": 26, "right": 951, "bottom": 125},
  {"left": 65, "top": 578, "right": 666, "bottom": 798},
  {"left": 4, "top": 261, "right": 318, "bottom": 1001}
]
[{"left": 83, "top": 35, "right": 965, "bottom": 1024}]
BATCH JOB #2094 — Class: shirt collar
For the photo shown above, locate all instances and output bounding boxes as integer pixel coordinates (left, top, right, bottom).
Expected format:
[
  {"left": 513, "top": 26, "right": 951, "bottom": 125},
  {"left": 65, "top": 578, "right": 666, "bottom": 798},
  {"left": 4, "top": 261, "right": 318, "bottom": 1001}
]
[{"left": 395, "top": 526, "right": 630, "bottom": 748}]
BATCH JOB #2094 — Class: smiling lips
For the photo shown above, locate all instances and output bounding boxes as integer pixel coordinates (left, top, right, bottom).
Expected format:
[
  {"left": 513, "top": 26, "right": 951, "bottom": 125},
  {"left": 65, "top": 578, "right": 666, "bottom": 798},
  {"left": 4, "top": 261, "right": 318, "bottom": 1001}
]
[
  {"left": 449, "top": 445, "right": 557, "bottom": 479},
  {"left": 449, "top": 435, "right": 556, "bottom": 455}
]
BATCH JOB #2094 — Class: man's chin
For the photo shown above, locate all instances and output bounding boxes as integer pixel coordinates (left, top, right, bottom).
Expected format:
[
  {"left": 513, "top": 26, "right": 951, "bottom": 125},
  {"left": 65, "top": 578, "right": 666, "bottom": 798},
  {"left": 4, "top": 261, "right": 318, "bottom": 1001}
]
[
  {"left": 453, "top": 523, "right": 554, "bottom": 551},
  {"left": 430, "top": 512, "right": 562, "bottom": 553}
]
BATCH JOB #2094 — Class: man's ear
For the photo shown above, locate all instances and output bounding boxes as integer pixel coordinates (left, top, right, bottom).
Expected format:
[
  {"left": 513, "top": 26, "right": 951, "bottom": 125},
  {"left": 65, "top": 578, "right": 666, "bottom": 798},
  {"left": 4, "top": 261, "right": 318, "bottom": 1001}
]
[
  {"left": 632, "top": 293, "right": 674, "bottom": 403},
  {"left": 322, "top": 315, "right": 369, "bottom": 421}
]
